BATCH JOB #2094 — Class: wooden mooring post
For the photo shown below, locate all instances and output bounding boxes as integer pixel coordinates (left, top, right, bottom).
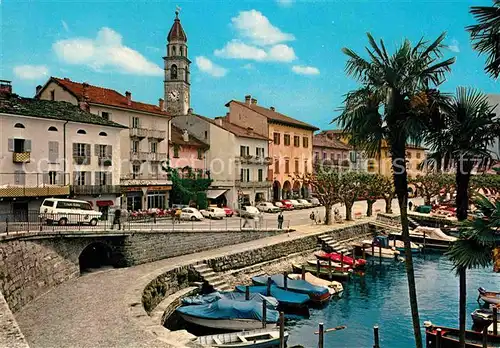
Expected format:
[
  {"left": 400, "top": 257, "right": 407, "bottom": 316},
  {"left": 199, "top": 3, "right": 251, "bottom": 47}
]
[
  {"left": 318, "top": 323, "right": 324, "bottom": 348},
  {"left": 283, "top": 271, "right": 288, "bottom": 290},
  {"left": 328, "top": 259, "right": 332, "bottom": 280},
  {"left": 362, "top": 245, "right": 366, "bottom": 260},
  {"left": 266, "top": 277, "right": 272, "bottom": 296},
  {"left": 436, "top": 328, "right": 442, "bottom": 348},
  {"left": 262, "top": 299, "right": 267, "bottom": 328},
  {"left": 371, "top": 243, "right": 375, "bottom": 263},
  {"left": 316, "top": 259, "right": 321, "bottom": 277},
  {"left": 245, "top": 285, "right": 250, "bottom": 300},
  {"left": 494, "top": 306, "right": 498, "bottom": 336},
  {"left": 378, "top": 245, "right": 382, "bottom": 263},
  {"left": 482, "top": 326, "right": 488, "bottom": 348},
  {"left": 279, "top": 312, "right": 285, "bottom": 348},
  {"left": 301, "top": 265, "right": 306, "bottom": 280},
  {"left": 340, "top": 252, "right": 344, "bottom": 272},
  {"left": 373, "top": 325, "right": 380, "bottom": 348}
]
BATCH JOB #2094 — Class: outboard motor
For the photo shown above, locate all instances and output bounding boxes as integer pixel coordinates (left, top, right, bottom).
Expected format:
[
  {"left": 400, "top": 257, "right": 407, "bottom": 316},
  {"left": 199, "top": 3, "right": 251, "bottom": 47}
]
[{"left": 478, "top": 287, "right": 486, "bottom": 295}]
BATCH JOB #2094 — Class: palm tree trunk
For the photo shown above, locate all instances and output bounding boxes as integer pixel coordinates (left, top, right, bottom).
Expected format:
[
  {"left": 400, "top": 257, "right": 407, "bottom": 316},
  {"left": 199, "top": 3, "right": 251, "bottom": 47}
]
[
  {"left": 458, "top": 266, "right": 467, "bottom": 348},
  {"left": 391, "top": 142, "right": 423, "bottom": 348}
]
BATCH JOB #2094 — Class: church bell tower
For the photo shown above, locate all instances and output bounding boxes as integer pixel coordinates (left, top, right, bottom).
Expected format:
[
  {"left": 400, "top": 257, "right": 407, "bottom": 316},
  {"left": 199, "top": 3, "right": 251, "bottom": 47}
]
[{"left": 164, "top": 10, "right": 190, "bottom": 115}]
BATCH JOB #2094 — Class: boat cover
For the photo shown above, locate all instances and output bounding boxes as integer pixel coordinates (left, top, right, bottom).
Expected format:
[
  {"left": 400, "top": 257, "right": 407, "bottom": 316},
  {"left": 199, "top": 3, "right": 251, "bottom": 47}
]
[
  {"left": 252, "top": 274, "right": 329, "bottom": 297},
  {"left": 234, "top": 285, "right": 309, "bottom": 305},
  {"left": 176, "top": 299, "right": 279, "bottom": 322},
  {"left": 182, "top": 291, "right": 278, "bottom": 308}
]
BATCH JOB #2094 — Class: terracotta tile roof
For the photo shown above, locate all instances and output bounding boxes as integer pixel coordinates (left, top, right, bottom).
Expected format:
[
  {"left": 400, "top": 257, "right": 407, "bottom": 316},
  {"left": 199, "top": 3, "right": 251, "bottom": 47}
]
[
  {"left": 313, "top": 134, "right": 352, "bottom": 150},
  {"left": 320, "top": 130, "right": 426, "bottom": 150},
  {"left": 196, "top": 114, "right": 270, "bottom": 141},
  {"left": 228, "top": 100, "right": 319, "bottom": 131},
  {"left": 168, "top": 13, "right": 187, "bottom": 42},
  {"left": 170, "top": 125, "right": 208, "bottom": 148},
  {"left": 44, "top": 77, "right": 169, "bottom": 117}
]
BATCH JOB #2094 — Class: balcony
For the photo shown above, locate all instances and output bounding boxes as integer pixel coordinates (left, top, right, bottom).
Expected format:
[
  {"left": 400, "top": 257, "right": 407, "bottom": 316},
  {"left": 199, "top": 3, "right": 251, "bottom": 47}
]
[
  {"left": 129, "top": 127, "right": 148, "bottom": 139},
  {"left": 0, "top": 173, "right": 70, "bottom": 197},
  {"left": 13, "top": 152, "right": 30, "bottom": 163},
  {"left": 148, "top": 152, "right": 167, "bottom": 162},
  {"left": 236, "top": 180, "right": 272, "bottom": 189},
  {"left": 98, "top": 157, "right": 112, "bottom": 166},
  {"left": 130, "top": 151, "right": 149, "bottom": 162},
  {"left": 148, "top": 129, "right": 166, "bottom": 140},
  {"left": 71, "top": 185, "right": 122, "bottom": 195},
  {"left": 120, "top": 173, "right": 172, "bottom": 186},
  {"left": 236, "top": 156, "right": 272, "bottom": 165},
  {"left": 74, "top": 156, "right": 91, "bottom": 165}
]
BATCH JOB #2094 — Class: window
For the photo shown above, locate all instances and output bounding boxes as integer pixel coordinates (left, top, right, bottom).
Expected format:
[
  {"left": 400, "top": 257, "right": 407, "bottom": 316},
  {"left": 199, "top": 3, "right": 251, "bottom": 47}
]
[
  {"left": 50, "top": 90, "right": 55, "bottom": 101},
  {"left": 74, "top": 171, "right": 90, "bottom": 186},
  {"left": 197, "top": 148, "right": 203, "bottom": 160},
  {"left": 48, "top": 126, "right": 58, "bottom": 132},
  {"left": 171, "top": 64, "right": 178, "bottom": 79},
  {"left": 314, "top": 152, "right": 319, "bottom": 161},
  {"left": 323, "top": 152, "right": 327, "bottom": 160},
  {"left": 204, "top": 131, "right": 208, "bottom": 139},
  {"left": 285, "top": 159, "right": 290, "bottom": 174},
  {"left": 330, "top": 153, "right": 335, "bottom": 162},
  {"left": 303, "top": 136, "right": 309, "bottom": 148},
  {"left": 240, "top": 168, "right": 250, "bottom": 182},
  {"left": 416, "top": 152, "right": 421, "bottom": 159},
  {"left": 48, "top": 141, "right": 59, "bottom": 163},
  {"left": 14, "top": 170, "right": 25, "bottom": 185},
  {"left": 240, "top": 145, "right": 249, "bottom": 157},
  {"left": 173, "top": 145, "right": 179, "bottom": 158},
  {"left": 77, "top": 129, "right": 86, "bottom": 135},
  {"left": 150, "top": 141, "right": 158, "bottom": 153},
  {"left": 101, "top": 112, "right": 110, "bottom": 120},
  {"left": 407, "top": 152, "right": 412, "bottom": 159},
  {"left": 256, "top": 147, "right": 265, "bottom": 158},
  {"left": 284, "top": 134, "right": 291, "bottom": 146},
  {"left": 132, "top": 164, "right": 141, "bottom": 175},
  {"left": 304, "top": 160, "right": 308, "bottom": 174},
  {"left": 273, "top": 132, "right": 281, "bottom": 145},
  {"left": 44, "top": 171, "right": 60, "bottom": 185},
  {"left": 293, "top": 135, "right": 300, "bottom": 147},
  {"left": 99, "top": 132, "right": 107, "bottom": 137},
  {"left": 8, "top": 138, "right": 31, "bottom": 153},
  {"left": 148, "top": 192, "right": 166, "bottom": 209},
  {"left": 180, "top": 46, "right": 184, "bottom": 56},
  {"left": 95, "top": 144, "right": 109, "bottom": 158},
  {"left": 14, "top": 123, "right": 25, "bottom": 129},
  {"left": 132, "top": 117, "right": 140, "bottom": 128},
  {"left": 295, "top": 159, "right": 299, "bottom": 173},
  {"left": 151, "top": 163, "right": 158, "bottom": 175},
  {"left": 275, "top": 159, "right": 280, "bottom": 174},
  {"left": 172, "top": 46, "right": 176, "bottom": 56},
  {"left": 258, "top": 169, "right": 263, "bottom": 182},
  {"left": 95, "top": 172, "right": 112, "bottom": 186},
  {"left": 73, "top": 143, "right": 90, "bottom": 164},
  {"left": 337, "top": 153, "right": 341, "bottom": 160}
]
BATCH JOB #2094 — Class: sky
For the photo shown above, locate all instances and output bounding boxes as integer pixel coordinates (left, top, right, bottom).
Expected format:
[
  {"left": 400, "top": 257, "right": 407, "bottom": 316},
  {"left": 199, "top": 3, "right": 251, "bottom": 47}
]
[{"left": 1, "top": 0, "right": 499, "bottom": 130}]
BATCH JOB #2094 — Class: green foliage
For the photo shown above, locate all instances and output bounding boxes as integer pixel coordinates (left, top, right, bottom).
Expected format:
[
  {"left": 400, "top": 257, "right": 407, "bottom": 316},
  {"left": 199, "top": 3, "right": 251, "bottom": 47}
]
[
  {"left": 169, "top": 168, "right": 212, "bottom": 207},
  {"left": 410, "top": 173, "right": 455, "bottom": 205}
]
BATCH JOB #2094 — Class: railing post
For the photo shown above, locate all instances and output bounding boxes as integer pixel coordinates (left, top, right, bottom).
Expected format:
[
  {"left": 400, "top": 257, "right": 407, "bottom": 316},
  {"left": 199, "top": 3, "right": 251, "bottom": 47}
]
[
  {"left": 318, "top": 323, "right": 324, "bottom": 348},
  {"left": 493, "top": 306, "right": 498, "bottom": 336},
  {"left": 436, "top": 328, "right": 442, "bottom": 348},
  {"left": 283, "top": 271, "right": 288, "bottom": 290},
  {"left": 483, "top": 325, "right": 488, "bottom": 348},
  {"left": 279, "top": 312, "right": 285, "bottom": 348},
  {"left": 262, "top": 299, "right": 267, "bottom": 328},
  {"left": 373, "top": 325, "right": 380, "bottom": 348},
  {"left": 4, "top": 218, "right": 8, "bottom": 234},
  {"left": 245, "top": 286, "right": 250, "bottom": 300}
]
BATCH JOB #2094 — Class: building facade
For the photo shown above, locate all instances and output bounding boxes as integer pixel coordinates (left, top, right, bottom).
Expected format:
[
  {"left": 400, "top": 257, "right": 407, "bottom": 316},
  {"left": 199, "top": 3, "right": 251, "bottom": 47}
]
[
  {"left": 224, "top": 96, "right": 318, "bottom": 201},
  {"left": 0, "top": 81, "right": 125, "bottom": 217},
  {"left": 313, "top": 132, "right": 352, "bottom": 171},
  {"left": 316, "top": 130, "right": 368, "bottom": 171},
  {"left": 169, "top": 124, "right": 208, "bottom": 175},
  {"left": 487, "top": 94, "right": 500, "bottom": 160}
]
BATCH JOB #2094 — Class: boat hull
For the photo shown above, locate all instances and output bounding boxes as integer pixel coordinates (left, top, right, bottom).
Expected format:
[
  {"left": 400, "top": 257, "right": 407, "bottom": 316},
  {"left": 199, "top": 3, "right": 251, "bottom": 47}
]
[
  {"left": 425, "top": 325, "right": 500, "bottom": 348},
  {"left": 306, "top": 259, "right": 353, "bottom": 272},
  {"left": 291, "top": 264, "right": 351, "bottom": 282},
  {"left": 479, "top": 294, "right": 500, "bottom": 305},
  {"left": 389, "top": 233, "right": 452, "bottom": 250},
  {"left": 471, "top": 308, "right": 499, "bottom": 328},
  {"left": 314, "top": 250, "right": 366, "bottom": 268},
  {"left": 197, "top": 328, "right": 289, "bottom": 348},
  {"left": 180, "top": 313, "right": 273, "bottom": 331}
]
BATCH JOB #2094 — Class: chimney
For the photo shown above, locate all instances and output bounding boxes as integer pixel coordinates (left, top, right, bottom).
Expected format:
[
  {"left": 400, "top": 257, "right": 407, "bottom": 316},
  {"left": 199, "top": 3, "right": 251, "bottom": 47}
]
[
  {"left": 64, "top": 77, "right": 71, "bottom": 81},
  {"left": 0, "top": 80, "right": 12, "bottom": 96},
  {"left": 187, "top": 108, "right": 193, "bottom": 114},
  {"left": 82, "top": 82, "right": 90, "bottom": 101},
  {"left": 251, "top": 98, "right": 257, "bottom": 105},
  {"left": 270, "top": 106, "right": 275, "bottom": 111},
  {"left": 214, "top": 117, "right": 223, "bottom": 126},
  {"left": 326, "top": 133, "right": 333, "bottom": 140},
  {"left": 35, "top": 85, "right": 42, "bottom": 95},
  {"left": 245, "top": 95, "right": 251, "bottom": 105},
  {"left": 159, "top": 98, "right": 164, "bottom": 111},
  {"left": 182, "top": 129, "right": 189, "bottom": 142},
  {"left": 125, "top": 91, "right": 132, "bottom": 106}
]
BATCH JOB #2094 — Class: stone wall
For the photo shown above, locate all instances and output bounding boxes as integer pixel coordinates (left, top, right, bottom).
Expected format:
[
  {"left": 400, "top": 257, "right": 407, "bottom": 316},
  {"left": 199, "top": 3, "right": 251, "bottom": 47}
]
[
  {"left": 0, "top": 291, "right": 29, "bottom": 348},
  {"left": 376, "top": 212, "right": 458, "bottom": 228},
  {"left": 123, "top": 230, "right": 283, "bottom": 266}
]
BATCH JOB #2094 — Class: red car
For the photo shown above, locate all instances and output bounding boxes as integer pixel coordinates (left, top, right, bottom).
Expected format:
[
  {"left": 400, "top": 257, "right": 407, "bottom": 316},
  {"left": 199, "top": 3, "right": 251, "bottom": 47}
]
[
  {"left": 222, "top": 207, "right": 234, "bottom": 217},
  {"left": 280, "top": 200, "right": 294, "bottom": 210}
]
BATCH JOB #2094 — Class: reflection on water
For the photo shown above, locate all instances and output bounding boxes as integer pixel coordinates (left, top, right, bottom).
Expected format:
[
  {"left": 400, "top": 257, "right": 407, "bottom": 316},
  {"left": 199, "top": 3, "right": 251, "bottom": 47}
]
[{"left": 287, "top": 253, "right": 500, "bottom": 348}]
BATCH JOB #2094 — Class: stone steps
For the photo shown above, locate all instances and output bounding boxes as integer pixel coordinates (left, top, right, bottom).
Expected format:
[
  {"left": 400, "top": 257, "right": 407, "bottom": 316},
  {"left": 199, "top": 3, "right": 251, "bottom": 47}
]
[
  {"left": 192, "top": 263, "right": 231, "bottom": 292},
  {"left": 318, "top": 234, "right": 353, "bottom": 256}
]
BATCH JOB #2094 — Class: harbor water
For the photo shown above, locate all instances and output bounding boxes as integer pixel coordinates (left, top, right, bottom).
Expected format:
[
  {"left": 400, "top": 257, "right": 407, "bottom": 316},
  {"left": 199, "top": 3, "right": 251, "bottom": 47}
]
[{"left": 286, "top": 253, "right": 500, "bottom": 347}]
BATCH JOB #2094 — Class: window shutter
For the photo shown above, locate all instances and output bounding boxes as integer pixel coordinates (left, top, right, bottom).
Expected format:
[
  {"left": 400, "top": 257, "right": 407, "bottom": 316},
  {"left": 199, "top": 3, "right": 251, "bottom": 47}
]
[
  {"left": 7, "top": 139, "right": 14, "bottom": 152},
  {"left": 106, "top": 172, "right": 112, "bottom": 185},
  {"left": 73, "top": 143, "right": 78, "bottom": 157},
  {"left": 73, "top": 172, "right": 78, "bottom": 185},
  {"left": 85, "top": 144, "right": 91, "bottom": 165},
  {"left": 42, "top": 172, "right": 49, "bottom": 185},
  {"left": 48, "top": 141, "right": 58, "bottom": 163},
  {"left": 106, "top": 145, "right": 112, "bottom": 158},
  {"left": 15, "top": 171, "right": 25, "bottom": 185},
  {"left": 95, "top": 172, "right": 99, "bottom": 185},
  {"left": 94, "top": 144, "right": 99, "bottom": 156},
  {"left": 25, "top": 140, "right": 32, "bottom": 152}
]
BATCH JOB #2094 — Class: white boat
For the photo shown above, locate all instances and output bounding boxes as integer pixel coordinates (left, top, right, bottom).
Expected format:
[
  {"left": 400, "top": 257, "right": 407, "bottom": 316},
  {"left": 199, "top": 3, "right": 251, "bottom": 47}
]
[
  {"left": 288, "top": 272, "right": 343, "bottom": 296},
  {"left": 362, "top": 240, "right": 400, "bottom": 259},
  {"left": 179, "top": 313, "right": 274, "bottom": 331},
  {"left": 387, "top": 239, "right": 422, "bottom": 253},
  {"left": 197, "top": 328, "right": 288, "bottom": 348},
  {"left": 411, "top": 226, "right": 457, "bottom": 242},
  {"left": 478, "top": 287, "right": 500, "bottom": 305}
]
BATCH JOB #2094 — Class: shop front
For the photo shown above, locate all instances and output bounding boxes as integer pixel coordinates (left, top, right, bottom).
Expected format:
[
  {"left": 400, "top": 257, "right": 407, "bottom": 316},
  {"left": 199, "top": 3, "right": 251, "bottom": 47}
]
[{"left": 123, "top": 185, "right": 171, "bottom": 212}]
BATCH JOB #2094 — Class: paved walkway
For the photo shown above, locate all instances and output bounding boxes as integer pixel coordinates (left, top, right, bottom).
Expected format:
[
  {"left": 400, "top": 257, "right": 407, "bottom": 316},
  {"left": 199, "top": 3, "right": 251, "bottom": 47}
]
[{"left": 14, "top": 199, "right": 421, "bottom": 348}]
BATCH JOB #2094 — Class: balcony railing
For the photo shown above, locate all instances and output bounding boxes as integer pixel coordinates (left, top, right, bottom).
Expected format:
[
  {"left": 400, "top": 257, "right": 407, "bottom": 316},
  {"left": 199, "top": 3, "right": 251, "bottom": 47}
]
[
  {"left": 71, "top": 185, "right": 122, "bottom": 195},
  {"left": 74, "top": 156, "right": 91, "bottom": 165},
  {"left": 13, "top": 152, "right": 30, "bottom": 163},
  {"left": 148, "top": 152, "right": 167, "bottom": 162},
  {"left": 98, "top": 157, "right": 112, "bottom": 166},
  {"left": 0, "top": 172, "right": 70, "bottom": 197},
  {"left": 236, "top": 156, "right": 273, "bottom": 165},
  {"left": 130, "top": 151, "right": 149, "bottom": 161},
  {"left": 236, "top": 180, "right": 272, "bottom": 189},
  {"left": 129, "top": 127, "right": 148, "bottom": 138},
  {"left": 120, "top": 173, "right": 171, "bottom": 181},
  {"left": 148, "top": 129, "right": 166, "bottom": 140}
]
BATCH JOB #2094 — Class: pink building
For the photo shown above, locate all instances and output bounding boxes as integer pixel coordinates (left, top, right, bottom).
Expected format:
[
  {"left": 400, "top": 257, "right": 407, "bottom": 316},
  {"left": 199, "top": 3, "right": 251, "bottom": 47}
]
[
  {"left": 313, "top": 132, "right": 352, "bottom": 170},
  {"left": 169, "top": 125, "right": 208, "bottom": 177}
]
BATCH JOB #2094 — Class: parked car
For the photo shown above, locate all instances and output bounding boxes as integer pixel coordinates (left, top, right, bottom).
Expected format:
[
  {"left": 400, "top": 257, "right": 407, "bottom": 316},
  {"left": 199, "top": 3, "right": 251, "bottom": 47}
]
[
  {"left": 180, "top": 208, "right": 204, "bottom": 221},
  {"left": 256, "top": 202, "right": 281, "bottom": 213},
  {"left": 288, "top": 199, "right": 304, "bottom": 209},
  {"left": 222, "top": 206, "right": 234, "bottom": 217},
  {"left": 279, "top": 200, "right": 295, "bottom": 210},
  {"left": 238, "top": 206, "right": 260, "bottom": 219},
  {"left": 297, "top": 199, "right": 313, "bottom": 208},
  {"left": 200, "top": 207, "right": 226, "bottom": 219},
  {"left": 39, "top": 198, "right": 102, "bottom": 226},
  {"left": 307, "top": 198, "right": 321, "bottom": 207}
]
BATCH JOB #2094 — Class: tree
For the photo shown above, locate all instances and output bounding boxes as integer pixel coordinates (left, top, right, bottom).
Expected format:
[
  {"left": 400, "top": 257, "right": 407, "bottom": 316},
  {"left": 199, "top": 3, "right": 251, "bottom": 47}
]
[
  {"left": 424, "top": 87, "right": 500, "bottom": 348},
  {"left": 337, "top": 172, "right": 366, "bottom": 220},
  {"left": 300, "top": 168, "right": 340, "bottom": 225},
  {"left": 363, "top": 174, "right": 386, "bottom": 216},
  {"left": 336, "top": 33, "right": 455, "bottom": 348},
  {"left": 381, "top": 175, "right": 396, "bottom": 214},
  {"left": 467, "top": 1, "right": 500, "bottom": 78},
  {"left": 411, "top": 173, "right": 450, "bottom": 205}
]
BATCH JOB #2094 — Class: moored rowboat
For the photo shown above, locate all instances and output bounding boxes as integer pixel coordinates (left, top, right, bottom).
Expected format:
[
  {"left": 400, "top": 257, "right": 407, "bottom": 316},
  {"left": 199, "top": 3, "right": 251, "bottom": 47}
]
[
  {"left": 424, "top": 321, "right": 500, "bottom": 347},
  {"left": 314, "top": 250, "right": 367, "bottom": 268},
  {"left": 291, "top": 264, "right": 351, "bottom": 281},
  {"left": 196, "top": 328, "right": 289, "bottom": 348},
  {"left": 288, "top": 272, "right": 343, "bottom": 296},
  {"left": 306, "top": 259, "right": 353, "bottom": 272},
  {"left": 478, "top": 287, "right": 500, "bottom": 305}
]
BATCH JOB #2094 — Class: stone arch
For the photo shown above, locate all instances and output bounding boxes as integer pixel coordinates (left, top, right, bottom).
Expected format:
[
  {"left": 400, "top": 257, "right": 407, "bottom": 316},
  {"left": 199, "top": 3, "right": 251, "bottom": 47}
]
[
  {"left": 292, "top": 181, "right": 301, "bottom": 198},
  {"left": 78, "top": 242, "right": 113, "bottom": 273},
  {"left": 171, "top": 64, "right": 178, "bottom": 79},
  {"left": 282, "top": 180, "right": 291, "bottom": 199},
  {"left": 273, "top": 180, "right": 281, "bottom": 201}
]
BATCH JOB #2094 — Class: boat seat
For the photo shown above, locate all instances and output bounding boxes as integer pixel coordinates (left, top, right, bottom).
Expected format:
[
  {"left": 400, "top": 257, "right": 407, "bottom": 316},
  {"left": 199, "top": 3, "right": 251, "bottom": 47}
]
[
  {"left": 237, "top": 334, "right": 248, "bottom": 342},
  {"left": 213, "top": 337, "right": 223, "bottom": 345}
]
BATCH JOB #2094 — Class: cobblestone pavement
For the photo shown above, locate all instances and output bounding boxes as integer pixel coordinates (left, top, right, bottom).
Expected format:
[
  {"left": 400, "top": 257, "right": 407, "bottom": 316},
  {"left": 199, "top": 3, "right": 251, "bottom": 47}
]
[{"left": 14, "top": 199, "right": 420, "bottom": 348}]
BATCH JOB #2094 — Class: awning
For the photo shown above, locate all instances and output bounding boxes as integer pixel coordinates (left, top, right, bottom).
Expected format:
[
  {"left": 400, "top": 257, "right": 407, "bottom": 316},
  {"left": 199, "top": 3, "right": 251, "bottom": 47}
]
[
  {"left": 96, "top": 200, "right": 114, "bottom": 207},
  {"left": 206, "top": 189, "right": 228, "bottom": 199}
]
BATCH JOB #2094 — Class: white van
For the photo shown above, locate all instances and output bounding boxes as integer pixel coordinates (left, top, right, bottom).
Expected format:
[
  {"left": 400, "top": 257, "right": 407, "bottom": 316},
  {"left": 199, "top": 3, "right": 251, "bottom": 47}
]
[{"left": 39, "top": 198, "right": 102, "bottom": 226}]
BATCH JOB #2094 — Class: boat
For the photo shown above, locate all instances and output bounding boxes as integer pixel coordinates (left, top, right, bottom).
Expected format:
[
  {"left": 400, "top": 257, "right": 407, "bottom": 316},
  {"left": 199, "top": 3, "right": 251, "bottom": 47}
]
[
  {"left": 386, "top": 238, "right": 422, "bottom": 253},
  {"left": 288, "top": 272, "right": 343, "bottom": 296},
  {"left": 471, "top": 306, "right": 500, "bottom": 328},
  {"left": 291, "top": 263, "right": 351, "bottom": 280},
  {"left": 234, "top": 285, "right": 309, "bottom": 310},
  {"left": 478, "top": 288, "right": 500, "bottom": 305},
  {"left": 361, "top": 237, "right": 400, "bottom": 260},
  {"left": 389, "top": 226, "right": 457, "bottom": 250},
  {"left": 424, "top": 321, "right": 500, "bottom": 347},
  {"left": 306, "top": 259, "right": 353, "bottom": 272},
  {"left": 182, "top": 291, "right": 278, "bottom": 309},
  {"left": 196, "top": 328, "right": 289, "bottom": 347},
  {"left": 252, "top": 274, "right": 331, "bottom": 303},
  {"left": 176, "top": 299, "right": 278, "bottom": 331},
  {"left": 314, "top": 250, "right": 367, "bottom": 268}
]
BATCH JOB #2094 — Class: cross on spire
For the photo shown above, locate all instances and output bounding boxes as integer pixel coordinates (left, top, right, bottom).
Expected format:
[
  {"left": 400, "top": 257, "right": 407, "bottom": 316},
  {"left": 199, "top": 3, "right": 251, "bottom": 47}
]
[{"left": 175, "top": 5, "right": 181, "bottom": 18}]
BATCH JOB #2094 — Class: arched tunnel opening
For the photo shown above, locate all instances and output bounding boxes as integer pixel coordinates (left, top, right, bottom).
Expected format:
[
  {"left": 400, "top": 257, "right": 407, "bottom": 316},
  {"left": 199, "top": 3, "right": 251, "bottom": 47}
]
[{"left": 79, "top": 242, "right": 113, "bottom": 274}]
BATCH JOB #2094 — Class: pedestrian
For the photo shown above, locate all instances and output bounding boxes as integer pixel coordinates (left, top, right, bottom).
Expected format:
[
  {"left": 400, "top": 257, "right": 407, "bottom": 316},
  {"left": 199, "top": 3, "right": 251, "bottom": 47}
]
[
  {"left": 277, "top": 211, "right": 284, "bottom": 229},
  {"left": 309, "top": 211, "right": 315, "bottom": 225},
  {"left": 111, "top": 207, "right": 122, "bottom": 230},
  {"left": 201, "top": 280, "right": 215, "bottom": 295},
  {"left": 408, "top": 200, "right": 413, "bottom": 211},
  {"left": 259, "top": 212, "right": 264, "bottom": 229},
  {"left": 242, "top": 214, "right": 249, "bottom": 228}
]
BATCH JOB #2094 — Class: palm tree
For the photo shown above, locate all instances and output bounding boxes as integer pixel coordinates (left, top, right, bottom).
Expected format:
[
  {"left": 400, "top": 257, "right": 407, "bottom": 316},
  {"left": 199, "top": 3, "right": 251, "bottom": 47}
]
[
  {"left": 424, "top": 87, "right": 500, "bottom": 347},
  {"left": 467, "top": 1, "right": 500, "bottom": 78},
  {"left": 335, "top": 33, "right": 455, "bottom": 348}
]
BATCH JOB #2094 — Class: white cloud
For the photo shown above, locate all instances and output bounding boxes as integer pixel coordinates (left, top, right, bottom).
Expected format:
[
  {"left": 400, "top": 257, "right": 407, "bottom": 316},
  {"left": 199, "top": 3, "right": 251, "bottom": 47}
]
[
  {"left": 13, "top": 65, "right": 49, "bottom": 80},
  {"left": 53, "top": 27, "right": 163, "bottom": 76},
  {"left": 242, "top": 63, "right": 255, "bottom": 70},
  {"left": 61, "top": 20, "right": 69, "bottom": 32},
  {"left": 214, "top": 40, "right": 295, "bottom": 62},
  {"left": 231, "top": 10, "right": 294, "bottom": 46},
  {"left": 448, "top": 39, "right": 460, "bottom": 53},
  {"left": 292, "top": 65, "right": 320, "bottom": 76},
  {"left": 195, "top": 56, "right": 227, "bottom": 77},
  {"left": 276, "top": 0, "right": 293, "bottom": 6}
]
